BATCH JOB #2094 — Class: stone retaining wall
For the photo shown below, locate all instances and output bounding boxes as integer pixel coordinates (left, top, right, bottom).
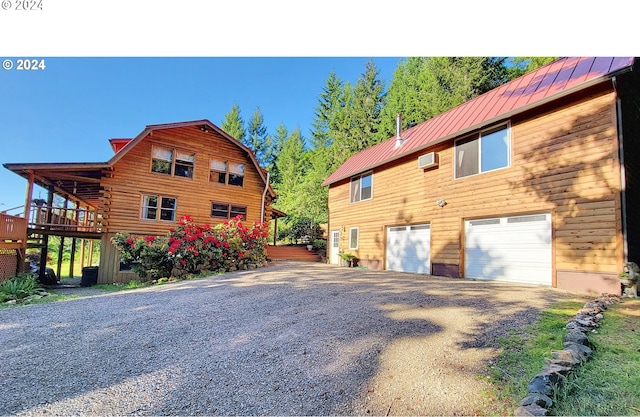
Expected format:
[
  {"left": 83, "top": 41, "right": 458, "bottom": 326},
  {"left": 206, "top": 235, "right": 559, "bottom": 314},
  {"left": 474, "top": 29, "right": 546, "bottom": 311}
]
[{"left": 514, "top": 294, "right": 621, "bottom": 416}]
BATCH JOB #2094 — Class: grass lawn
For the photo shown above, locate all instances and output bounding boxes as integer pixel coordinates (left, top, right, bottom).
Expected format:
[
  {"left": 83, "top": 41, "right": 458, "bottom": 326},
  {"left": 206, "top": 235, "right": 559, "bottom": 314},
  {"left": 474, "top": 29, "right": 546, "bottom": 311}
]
[{"left": 482, "top": 297, "right": 640, "bottom": 416}]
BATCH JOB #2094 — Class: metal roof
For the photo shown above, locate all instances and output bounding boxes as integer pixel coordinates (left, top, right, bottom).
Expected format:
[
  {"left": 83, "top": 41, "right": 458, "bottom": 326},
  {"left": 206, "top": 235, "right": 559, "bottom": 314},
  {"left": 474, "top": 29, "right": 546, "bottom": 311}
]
[{"left": 322, "top": 57, "right": 635, "bottom": 186}]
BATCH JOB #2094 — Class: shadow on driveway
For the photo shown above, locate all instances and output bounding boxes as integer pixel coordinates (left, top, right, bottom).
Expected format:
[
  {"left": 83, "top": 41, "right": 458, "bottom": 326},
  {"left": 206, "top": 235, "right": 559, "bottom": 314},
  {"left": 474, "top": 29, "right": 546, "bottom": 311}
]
[{"left": 0, "top": 262, "right": 579, "bottom": 415}]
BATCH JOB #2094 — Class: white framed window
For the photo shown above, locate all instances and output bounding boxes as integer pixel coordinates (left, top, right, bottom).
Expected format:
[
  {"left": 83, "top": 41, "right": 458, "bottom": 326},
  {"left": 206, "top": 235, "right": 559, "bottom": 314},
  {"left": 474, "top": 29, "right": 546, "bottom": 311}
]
[
  {"left": 350, "top": 171, "right": 373, "bottom": 203},
  {"left": 142, "top": 194, "right": 177, "bottom": 221},
  {"left": 349, "top": 227, "right": 359, "bottom": 250},
  {"left": 229, "top": 162, "right": 245, "bottom": 187},
  {"left": 455, "top": 124, "right": 510, "bottom": 179}
]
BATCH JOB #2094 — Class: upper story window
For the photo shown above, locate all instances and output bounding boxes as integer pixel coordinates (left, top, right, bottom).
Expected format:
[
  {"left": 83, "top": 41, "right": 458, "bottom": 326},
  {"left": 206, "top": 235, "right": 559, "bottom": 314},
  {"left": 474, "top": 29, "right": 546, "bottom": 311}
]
[
  {"left": 142, "top": 194, "right": 177, "bottom": 222},
  {"left": 350, "top": 172, "right": 372, "bottom": 203},
  {"left": 210, "top": 159, "right": 245, "bottom": 187},
  {"left": 151, "top": 146, "right": 195, "bottom": 179},
  {"left": 455, "top": 124, "right": 510, "bottom": 179}
]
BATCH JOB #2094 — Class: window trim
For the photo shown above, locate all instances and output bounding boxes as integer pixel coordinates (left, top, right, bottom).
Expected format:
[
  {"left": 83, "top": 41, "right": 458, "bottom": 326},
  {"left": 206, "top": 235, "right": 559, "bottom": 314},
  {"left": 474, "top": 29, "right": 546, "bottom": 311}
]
[
  {"left": 350, "top": 171, "right": 373, "bottom": 203},
  {"left": 210, "top": 201, "right": 247, "bottom": 220},
  {"left": 349, "top": 227, "right": 359, "bottom": 250},
  {"left": 140, "top": 194, "right": 177, "bottom": 222},
  {"left": 454, "top": 123, "right": 511, "bottom": 179},
  {"left": 150, "top": 144, "right": 195, "bottom": 179}
]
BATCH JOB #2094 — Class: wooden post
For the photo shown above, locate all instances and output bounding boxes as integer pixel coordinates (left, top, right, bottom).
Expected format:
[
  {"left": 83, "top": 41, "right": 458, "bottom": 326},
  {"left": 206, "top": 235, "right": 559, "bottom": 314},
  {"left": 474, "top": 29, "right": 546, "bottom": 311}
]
[
  {"left": 39, "top": 185, "right": 54, "bottom": 282},
  {"left": 56, "top": 197, "right": 69, "bottom": 279},
  {"left": 88, "top": 240, "right": 94, "bottom": 266},
  {"left": 23, "top": 170, "right": 34, "bottom": 220},
  {"left": 69, "top": 237, "right": 76, "bottom": 278},
  {"left": 80, "top": 238, "right": 86, "bottom": 269},
  {"left": 273, "top": 217, "right": 278, "bottom": 246}
]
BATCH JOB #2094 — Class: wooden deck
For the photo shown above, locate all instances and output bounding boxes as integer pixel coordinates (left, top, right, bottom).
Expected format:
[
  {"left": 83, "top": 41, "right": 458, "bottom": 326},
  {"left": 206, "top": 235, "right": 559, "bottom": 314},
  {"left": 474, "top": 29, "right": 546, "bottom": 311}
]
[{"left": 266, "top": 245, "right": 322, "bottom": 262}]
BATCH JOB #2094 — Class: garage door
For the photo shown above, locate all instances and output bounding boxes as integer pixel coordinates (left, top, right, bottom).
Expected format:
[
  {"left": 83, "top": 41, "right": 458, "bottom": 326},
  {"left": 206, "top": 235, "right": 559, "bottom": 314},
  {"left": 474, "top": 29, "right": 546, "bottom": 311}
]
[
  {"left": 386, "top": 224, "right": 431, "bottom": 274},
  {"left": 464, "top": 213, "right": 552, "bottom": 285}
]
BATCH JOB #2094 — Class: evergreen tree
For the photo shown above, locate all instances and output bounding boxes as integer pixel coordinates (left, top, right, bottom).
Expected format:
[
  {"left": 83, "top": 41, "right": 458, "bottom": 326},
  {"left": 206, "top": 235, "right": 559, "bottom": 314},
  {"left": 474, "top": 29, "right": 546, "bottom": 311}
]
[
  {"left": 268, "top": 122, "right": 289, "bottom": 187},
  {"left": 273, "top": 127, "right": 308, "bottom": 219},
  {"left": 246, "top": 106, "right": 273, "bottom": 167},
  {"left": 220, "top": 104, "right": 246, "bottom": 143},
  {"left": 377, "top": 57, "right": 509, "bottom": 141}
]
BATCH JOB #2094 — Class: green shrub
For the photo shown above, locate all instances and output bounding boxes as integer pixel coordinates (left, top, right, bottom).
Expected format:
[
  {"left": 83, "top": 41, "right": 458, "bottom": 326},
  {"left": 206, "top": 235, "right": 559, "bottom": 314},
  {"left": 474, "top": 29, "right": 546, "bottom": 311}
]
[
  {"left": 312, "top": 239, "right": 327, "bottom": 250},
  {"left": 111, "top": 234, "right": 172, "bottom": 281},
  {"left": 0, "top": 274, "right": 44, "bottom": 302}
]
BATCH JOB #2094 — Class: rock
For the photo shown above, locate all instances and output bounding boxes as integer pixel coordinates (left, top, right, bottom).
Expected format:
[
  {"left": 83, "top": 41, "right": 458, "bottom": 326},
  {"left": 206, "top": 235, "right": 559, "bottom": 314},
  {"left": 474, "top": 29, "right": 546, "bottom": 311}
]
[
  {"left": 563, "top": 342, "right": 593, "bottom": 361},
  {"left": 515, "top": 404, "right": 548, "bottom": 416},
  {"left": 520, "top": 393, "right": 553, "bottom": 408},
  {"left": 550, "top": 349, "right": 583, "bottom": 367},
  {"left": 540, "top": 363, "right": 573, "bottom": 376},
  {"left": 595, "top": 313, "right": 603, "bottom": 320},
  {"left": 563, "top": 330, "right": 589, "bottom": 345},
  {"left": 527, "top": 374, "right": 554, "bottom": 396},
  {"left": 575, "top": 318, "right": 599, "bottom": 328},
  {"left": 578, "top": 307, "right": 601, "bottom": 315}
]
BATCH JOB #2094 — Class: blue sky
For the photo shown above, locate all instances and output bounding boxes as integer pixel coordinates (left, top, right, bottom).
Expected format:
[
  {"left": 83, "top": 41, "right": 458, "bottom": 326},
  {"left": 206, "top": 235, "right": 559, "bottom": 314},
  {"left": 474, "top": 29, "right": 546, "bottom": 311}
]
[
  {"left": 0, "top": 1, "right": 634, "bottom": 212},
  {"left": 0, "top": 57, "right": 402, "bottom": 210}
]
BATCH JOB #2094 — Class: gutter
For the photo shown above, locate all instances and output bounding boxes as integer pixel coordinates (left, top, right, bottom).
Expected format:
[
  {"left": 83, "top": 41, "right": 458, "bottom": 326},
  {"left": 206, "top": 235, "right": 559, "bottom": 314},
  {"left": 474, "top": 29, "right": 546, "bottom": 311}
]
[
  {"left": 612, "top": 75, "right": 629, "bottom": 263},
  {"left": 260, "top": 171, "right": 270, "bottom": 223}
]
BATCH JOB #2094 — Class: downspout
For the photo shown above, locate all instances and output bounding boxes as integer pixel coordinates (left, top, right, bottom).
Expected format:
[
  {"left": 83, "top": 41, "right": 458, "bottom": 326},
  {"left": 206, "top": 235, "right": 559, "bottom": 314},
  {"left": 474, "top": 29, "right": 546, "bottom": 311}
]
[
  {"left": 613, "top": 75, "right": 629, "bottom": 263},
  {"left": 260, "top": 171, "right": 270, "bottom": 223}
]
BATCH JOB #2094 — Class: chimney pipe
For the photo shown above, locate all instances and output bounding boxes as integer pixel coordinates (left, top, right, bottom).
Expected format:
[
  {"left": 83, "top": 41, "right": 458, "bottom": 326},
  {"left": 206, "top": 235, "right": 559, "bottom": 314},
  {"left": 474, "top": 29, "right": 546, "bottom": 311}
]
[{"left": 395, "top": 114, "right": 403, "bottom": 148}]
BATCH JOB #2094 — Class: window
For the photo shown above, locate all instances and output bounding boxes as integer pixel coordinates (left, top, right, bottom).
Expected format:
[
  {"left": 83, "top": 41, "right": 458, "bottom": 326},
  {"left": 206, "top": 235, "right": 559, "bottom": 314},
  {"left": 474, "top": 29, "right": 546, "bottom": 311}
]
[
  {"left": 151, "top": 147, "right": 173, "bottom": 175},
  {"left": 349, "top": 227, "right": 359, "bottom": 250},
  {"left": 229, "top": 162, "right": 245, "bottom": 187},
  {"left": 142, "top": 195, "right": 176, "bottom": 221},
  {"left": 210, "top": 159, "right": 244, "bottom": 186},
  {"left": 211, "top": 202, "right": 247, "bottom": 220},
  {"left": 350, "top": 172, "right": 372, "bottom": 203},
  {"left": 455, "top": 124, "right": 510, "bottom": 179},
  {"left": 151, "top": 145, "right": 195, "bottom": 179},
  {"left": 175, "top": 151, "right": 195, "bottom": 178},
  {"left": 210, "top": 159, "right": 227, "bottom": 184}
]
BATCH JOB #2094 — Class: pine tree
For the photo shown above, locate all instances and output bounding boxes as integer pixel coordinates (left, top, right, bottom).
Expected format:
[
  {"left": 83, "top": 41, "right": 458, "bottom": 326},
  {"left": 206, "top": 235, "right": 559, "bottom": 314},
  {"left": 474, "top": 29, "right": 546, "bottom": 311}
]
[
  {"left": 220, "top": 104, "right": 246, "bottom": 143},
  {"left": 246, "top": 107, "right": 272, "bottom": 168},
  {"left": 377, "top": 57, "right": 509, "bottom": 141}
]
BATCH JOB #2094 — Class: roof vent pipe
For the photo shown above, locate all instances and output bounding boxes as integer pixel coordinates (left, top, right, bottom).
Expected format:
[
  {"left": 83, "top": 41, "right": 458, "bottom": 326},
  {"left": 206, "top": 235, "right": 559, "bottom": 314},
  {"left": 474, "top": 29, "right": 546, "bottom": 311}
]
[{"left": 395, "top": 113, "right": 403, "bottom": 148}]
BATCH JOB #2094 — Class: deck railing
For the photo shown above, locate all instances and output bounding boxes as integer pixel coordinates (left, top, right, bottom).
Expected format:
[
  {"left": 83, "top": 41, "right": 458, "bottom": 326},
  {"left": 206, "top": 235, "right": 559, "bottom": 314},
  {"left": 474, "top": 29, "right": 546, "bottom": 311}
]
[
  {"left": 0, "top": 213, "right": 27, "bottom": 243},
  {"left": 28, "top": 205, "right": 102, "bottom": 233}
]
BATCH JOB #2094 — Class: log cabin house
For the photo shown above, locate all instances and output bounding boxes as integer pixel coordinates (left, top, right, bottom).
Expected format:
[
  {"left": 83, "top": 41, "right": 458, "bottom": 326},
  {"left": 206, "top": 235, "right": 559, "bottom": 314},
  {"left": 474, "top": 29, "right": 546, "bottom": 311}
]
[
  {"left": 323, "top": 57, "right": 640, "bottom": 295},
  {"left": 2, "top": 119, "right": 280, "bottom": 284}
]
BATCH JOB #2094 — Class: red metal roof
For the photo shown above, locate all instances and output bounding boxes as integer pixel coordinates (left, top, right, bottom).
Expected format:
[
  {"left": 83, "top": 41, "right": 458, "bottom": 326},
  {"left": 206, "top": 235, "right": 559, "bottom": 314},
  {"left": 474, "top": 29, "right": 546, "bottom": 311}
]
[
  {"left": 323, "top": 57, "right": 635, "bottom": 186},
  {"left": 108, "top": 138, "right": 132, "bottom": 153}
]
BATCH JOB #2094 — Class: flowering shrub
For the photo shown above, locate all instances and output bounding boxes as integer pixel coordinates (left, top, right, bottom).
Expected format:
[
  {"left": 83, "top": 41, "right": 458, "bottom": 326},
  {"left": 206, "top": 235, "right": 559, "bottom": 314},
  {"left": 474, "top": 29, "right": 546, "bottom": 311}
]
[
  {"left": 111, "top": 233, "right": 172, "bottom": 281},
  {"left": 112, "top": 215, "right": 270, "bottom": 281}
]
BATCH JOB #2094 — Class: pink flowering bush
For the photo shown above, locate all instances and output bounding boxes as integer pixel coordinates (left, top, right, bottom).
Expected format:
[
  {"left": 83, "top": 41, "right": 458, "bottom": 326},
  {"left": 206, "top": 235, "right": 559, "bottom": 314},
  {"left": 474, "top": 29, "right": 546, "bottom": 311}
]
[
  {"left": 111, "top": 233, "right": 172, "bottom": 281},
  {"left": 112, "top": 215, "right": 270, "bottom": 281}
]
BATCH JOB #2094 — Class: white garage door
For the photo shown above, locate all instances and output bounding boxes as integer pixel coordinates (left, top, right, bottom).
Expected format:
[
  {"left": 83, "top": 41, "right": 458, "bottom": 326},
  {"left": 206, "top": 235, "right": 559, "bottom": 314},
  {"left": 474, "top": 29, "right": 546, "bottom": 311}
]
[
  {"left": 464, "top": 213, "right": 552, "bottom": 285},
  {"left": 386, "top": 224, "right": 431, "bottom": 274}
]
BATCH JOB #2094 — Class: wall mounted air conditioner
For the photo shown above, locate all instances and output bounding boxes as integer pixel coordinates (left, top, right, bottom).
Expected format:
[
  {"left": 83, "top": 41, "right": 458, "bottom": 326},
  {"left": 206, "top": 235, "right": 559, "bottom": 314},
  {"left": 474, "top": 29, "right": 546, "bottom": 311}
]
[{"left": 418, "top": 152, "right": 438, "bottom": 169}]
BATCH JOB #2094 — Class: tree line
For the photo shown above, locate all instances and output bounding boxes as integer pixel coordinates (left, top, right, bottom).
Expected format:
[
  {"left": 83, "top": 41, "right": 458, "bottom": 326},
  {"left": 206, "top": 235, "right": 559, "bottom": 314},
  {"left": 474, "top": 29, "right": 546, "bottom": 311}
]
[{"left": 221, "top": 57, "right": 555, "bottom": 241}]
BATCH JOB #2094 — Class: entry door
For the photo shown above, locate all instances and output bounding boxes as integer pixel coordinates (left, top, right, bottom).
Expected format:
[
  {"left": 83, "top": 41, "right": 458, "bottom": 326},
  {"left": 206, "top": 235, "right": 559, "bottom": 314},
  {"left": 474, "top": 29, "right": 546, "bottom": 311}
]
[{"left": 330, "top": 230, "right": 340, "bottom": 265}]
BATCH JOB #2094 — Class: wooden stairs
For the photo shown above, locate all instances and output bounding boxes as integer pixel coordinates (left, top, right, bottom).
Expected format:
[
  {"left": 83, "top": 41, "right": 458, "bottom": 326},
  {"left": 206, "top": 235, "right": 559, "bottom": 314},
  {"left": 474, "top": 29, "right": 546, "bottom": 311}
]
[{"left": 266, "top": 244, "right": 323, "bottom": 262}]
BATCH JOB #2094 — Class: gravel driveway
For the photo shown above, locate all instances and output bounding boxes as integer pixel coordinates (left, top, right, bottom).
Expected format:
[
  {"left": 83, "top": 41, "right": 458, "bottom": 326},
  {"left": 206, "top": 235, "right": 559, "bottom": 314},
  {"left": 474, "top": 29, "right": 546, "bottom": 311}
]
[{"left": 0, "top": 262, "right": 575, "bottom": 416}]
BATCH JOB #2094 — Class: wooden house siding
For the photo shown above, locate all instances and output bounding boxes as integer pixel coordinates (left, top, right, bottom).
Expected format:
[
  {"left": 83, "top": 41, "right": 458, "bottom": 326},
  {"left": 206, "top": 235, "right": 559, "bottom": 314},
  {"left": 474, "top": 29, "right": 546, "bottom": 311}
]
[
  {"left": 98, "top": 125, "right": 271, "bottom": 283},
  {"left": 327, "top": 86, "right": 623, "bottom": 292}
]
